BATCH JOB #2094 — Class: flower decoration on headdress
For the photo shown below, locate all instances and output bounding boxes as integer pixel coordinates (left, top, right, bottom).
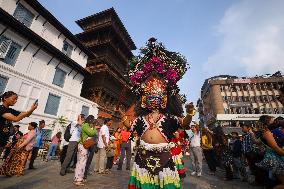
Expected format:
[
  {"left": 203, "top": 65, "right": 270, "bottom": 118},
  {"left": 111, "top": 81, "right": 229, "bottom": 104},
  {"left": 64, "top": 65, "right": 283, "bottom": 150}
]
[{"left": 128, "top": 38, "right": 189, "bottom": 95}]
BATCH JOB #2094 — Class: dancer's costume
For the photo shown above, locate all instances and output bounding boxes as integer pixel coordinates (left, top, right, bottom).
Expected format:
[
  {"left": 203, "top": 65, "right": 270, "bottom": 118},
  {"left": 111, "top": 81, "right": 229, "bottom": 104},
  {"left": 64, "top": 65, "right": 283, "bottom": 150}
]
[{"left": 124, "top": 38, "right": 191, "bottom": 189}]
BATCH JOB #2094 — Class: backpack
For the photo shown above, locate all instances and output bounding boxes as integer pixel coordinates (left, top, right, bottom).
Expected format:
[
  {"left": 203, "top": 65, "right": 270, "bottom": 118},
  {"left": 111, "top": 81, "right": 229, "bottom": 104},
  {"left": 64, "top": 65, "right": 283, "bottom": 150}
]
[{"left": 64, "top": 124, "right": 72, "bottom": 142}]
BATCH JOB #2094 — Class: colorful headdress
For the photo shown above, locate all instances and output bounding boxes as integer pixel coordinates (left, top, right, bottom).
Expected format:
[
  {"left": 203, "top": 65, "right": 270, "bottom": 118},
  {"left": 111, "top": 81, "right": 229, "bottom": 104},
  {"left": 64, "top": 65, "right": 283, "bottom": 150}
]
[{"left": 128, "top": 38, "right": 189, "bottom": 96}]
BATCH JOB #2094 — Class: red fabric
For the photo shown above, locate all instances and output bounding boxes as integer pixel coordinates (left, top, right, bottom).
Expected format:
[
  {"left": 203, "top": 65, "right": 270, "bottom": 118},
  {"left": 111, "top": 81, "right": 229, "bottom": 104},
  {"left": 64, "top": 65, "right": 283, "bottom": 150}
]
[
  {"left": 128, "top": 185, "right": 139, "bottom": 189},
  {"left": 121, "top": 130, "right": 131, "bottom": 142},
  {"left": 171, "top": 138, "right": 182, "bottom": 155}
]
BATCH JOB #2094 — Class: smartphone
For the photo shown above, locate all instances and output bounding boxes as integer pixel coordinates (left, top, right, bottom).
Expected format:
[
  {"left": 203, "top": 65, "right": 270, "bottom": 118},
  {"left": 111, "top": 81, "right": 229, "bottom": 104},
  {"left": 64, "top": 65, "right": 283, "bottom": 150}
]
[{"left": 34, "top": 99, "right": 38, "bottom": 104}]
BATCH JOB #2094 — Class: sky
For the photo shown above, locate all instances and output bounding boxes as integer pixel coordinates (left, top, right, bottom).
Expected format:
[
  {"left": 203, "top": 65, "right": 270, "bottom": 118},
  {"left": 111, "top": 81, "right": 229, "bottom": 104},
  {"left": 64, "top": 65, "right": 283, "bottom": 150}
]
[{"left": 39, "top": 0, "right": 284, "bottom": 107}]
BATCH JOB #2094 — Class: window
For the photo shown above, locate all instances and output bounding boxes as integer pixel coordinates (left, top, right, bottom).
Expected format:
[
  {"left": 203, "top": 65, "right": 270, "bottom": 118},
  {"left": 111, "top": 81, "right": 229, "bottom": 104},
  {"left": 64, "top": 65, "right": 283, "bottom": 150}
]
[
  {"left": 62, "top": 41, "right": 73, "bottom": 57},
  {"left": 81, "top": 105, "right": 90, "bottom": 116},
  {"left": 13, "top": 3, "right": 35, "bottom": 27},
  {"left": 0, "top": 75, "right": 8, "bottom": 95},
  {"left": 44, "top": 94, "right": 60, "bottom": 116},
  {"left": 0, "top": 36, "right": 22, "bottom": 66},
  {"left": 52, "top": 68, "right": 66, "bottom": 88}
]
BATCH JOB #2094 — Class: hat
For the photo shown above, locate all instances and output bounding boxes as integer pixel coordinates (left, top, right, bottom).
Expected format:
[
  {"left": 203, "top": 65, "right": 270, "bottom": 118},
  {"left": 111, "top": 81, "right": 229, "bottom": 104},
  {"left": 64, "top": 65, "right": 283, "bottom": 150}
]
[
  {"left": 110, "top": 136, "right": 116, "bottom": 141},
  {"left": 128, "top": 38, "right": 188, "bottom": 96}
]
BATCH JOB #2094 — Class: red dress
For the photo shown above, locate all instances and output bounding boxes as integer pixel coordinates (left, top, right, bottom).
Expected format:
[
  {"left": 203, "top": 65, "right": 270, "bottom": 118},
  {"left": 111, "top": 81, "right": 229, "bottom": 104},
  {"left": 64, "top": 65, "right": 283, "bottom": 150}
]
[{"left": 171, "top": 137, "right": 186, "bottom": 178}]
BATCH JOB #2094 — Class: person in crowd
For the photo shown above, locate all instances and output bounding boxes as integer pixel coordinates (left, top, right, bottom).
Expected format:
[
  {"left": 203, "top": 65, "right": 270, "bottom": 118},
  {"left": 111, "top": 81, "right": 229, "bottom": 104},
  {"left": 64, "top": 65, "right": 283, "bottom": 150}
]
[
  {"left": 188, "top": 123, "right": 203, "bottom": 177},
  {"left": 60, "top": 139, "right": 69, "bottom": 164},
  {"left": 212, "top": 124, "right": 225, "bottom": 167},
  {"left": 29, "top": 120, "right": 45, "bottom": 169},
  {"left": 220, "top": 134, "right": 234, "bottom": 181},
  {"left": 230, "top": 132, "right": 247, "bottom": 181},
  {"left": 105, "top": 136, "right": 117, "bottom": 173},
  {"left": 171, "top": 130, "right": 186, "bottom": 179},
  {"left": 256, "top": 116, "right": 284, "bottom": 189},
  {"left": 73, "top": 115, "right": 97, "bottom": 186},
  {"left": 83, "top": 118, "right": 101, "bottom": 179},
  {"left": 241, "top": 123, "right": 266, "bottom": 185},
  {"left": 60, "top": 114, "right": 85, "bottom": 176},
  {"left": 94, "top": 118, "right": 111, "bottom": 174},
  {"left": 0, "top": 91, "right": 37, "bottom": 156},
  {"left": 0, "top": 122, "right": 37, "bottom": 176},
  {"left": 264, "top": 116, "right": 284, "bottom": 147},
  {"left": 201, "top": 127, "right": 217, "bottom": 175},
  {"left": 118, "top": 38, "right": 194, "bottom": 189},
  {"left": 0, "top": 131, "right": 23, "bottom": 176},
  {"left": 117, "top": 126, "right": 131, "bottom": 171},
  {"left": 45, "top": 132, "right": 62, "bottom": 162},
  {"left": 3, "top": 125, "right": 20, "bottom": 159},
  {"left": 113, "top": 127, "right": 122, "bottom": 165}
]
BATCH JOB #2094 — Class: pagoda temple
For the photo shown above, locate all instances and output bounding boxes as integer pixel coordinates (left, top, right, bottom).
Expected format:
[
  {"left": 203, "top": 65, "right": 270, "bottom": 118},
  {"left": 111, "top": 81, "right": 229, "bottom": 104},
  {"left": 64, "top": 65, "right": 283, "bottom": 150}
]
[{"left": 76, "top": 8, "right": 137, "bottom": 126}]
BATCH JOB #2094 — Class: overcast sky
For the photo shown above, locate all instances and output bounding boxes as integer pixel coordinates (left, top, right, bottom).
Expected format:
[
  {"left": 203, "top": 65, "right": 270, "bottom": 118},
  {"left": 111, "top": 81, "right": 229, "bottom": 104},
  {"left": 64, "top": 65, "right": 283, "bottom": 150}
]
[{"left": 39, "top": 0, "right": 284, "bottom": 106}]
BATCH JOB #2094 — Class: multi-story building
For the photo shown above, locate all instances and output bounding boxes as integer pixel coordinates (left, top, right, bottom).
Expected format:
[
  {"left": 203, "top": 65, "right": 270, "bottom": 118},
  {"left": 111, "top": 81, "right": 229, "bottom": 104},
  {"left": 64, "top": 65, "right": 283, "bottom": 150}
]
[
  {"left": 198, "top": 72, "right": 284, "bottom": 127},
  {"left": 75, "top": 8, "right": 137, "bottom": 127},
  {"left": 0, "top": 0, "right": 98, "bottom": 133}
]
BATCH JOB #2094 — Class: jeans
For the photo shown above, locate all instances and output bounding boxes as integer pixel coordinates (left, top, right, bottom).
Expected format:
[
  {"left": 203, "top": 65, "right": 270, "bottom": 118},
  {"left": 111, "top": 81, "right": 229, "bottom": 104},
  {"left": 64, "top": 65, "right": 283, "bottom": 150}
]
[
  {"left": 46, "top": 144, "right": 58, "bottom": 160},
  {"left": 190, "top": 146, "right": 203, "bottom": 174},
  {"left": 29, "top": 147, "right": 40, "bottom": 168},
  {"left": 117, "top": 141, "right": 131, "bottom": 170},
  {"left": 84, "top": 145, "right": 96, "bottom": 178}
]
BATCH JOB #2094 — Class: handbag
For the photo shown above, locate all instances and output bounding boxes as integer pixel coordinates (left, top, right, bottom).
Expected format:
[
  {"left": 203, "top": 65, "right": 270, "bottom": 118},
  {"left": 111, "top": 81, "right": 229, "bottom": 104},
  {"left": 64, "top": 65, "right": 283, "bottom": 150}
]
[{"left": 81, "top": 134, "right": 97, "bottom": 149}]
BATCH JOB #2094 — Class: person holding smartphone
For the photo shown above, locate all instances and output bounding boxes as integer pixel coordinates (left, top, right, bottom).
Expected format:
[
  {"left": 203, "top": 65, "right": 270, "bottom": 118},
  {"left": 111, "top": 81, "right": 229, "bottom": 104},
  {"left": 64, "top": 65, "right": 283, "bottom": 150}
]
[{"left": 0, "top": 91, "right": 38, "bottom": 157}]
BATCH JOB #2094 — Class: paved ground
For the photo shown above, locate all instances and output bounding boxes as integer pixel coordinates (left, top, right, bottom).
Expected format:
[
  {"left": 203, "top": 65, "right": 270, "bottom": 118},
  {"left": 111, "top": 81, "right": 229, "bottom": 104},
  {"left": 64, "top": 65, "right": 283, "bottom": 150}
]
[{"left": 0, "top": 156, "right": 261, "bottom": 189}]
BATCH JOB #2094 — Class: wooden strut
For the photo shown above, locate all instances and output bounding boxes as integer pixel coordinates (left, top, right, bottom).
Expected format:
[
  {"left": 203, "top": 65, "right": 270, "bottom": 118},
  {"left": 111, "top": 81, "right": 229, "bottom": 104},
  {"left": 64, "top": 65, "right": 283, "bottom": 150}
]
[
  {"left": 68, "top": 68, "right": 74, "bottom": 76},
  {"left": 42, "top": 20, "right": 48, "bottom": 26},
  {"left": 23, "top": 41, "right": 31, "bottom": 51},
  {"left": 32, "top": 47, "right": 41, "bottom": 57},
  {"left": 0, "top": 27, "right": 8, "bottom": 37},
  {"left": 35, "top": 14, "right": 40, "bottom": 20},
  {"left": 47, "top": 57, "right": 54, "bottom": 65},
  {"left": 55, "top": 61, "right": 61, "bottom": 69},
  {"left": 73, "top": 72, "right": 79, "bottom": 79}
]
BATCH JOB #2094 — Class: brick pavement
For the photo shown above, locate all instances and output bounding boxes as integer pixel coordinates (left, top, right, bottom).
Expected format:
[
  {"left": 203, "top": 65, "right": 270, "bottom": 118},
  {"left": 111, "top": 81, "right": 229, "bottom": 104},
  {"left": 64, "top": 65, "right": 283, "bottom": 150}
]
[{"left": 0, "top": 156, "right": 261, "bottom": 189}]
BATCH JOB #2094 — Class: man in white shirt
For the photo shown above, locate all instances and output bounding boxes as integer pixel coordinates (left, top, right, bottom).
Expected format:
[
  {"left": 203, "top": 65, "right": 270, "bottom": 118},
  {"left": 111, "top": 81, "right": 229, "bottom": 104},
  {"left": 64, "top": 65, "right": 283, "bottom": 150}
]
[
  {"left": 94, "top": 118, "right": 111, "bottom": 174},
  {"left": 188, "top": 123, "right": 203, "bottom": 177},
  {"left": 60, "top": 114, "right": 84, "bottom": 176}
]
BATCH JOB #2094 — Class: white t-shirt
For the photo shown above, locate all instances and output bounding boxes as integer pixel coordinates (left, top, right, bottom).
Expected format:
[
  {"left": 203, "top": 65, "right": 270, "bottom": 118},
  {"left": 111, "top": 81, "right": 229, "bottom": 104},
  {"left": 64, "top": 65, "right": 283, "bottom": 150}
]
[
  {"left": 69, "top": 122, "right": 81, "bottom": 142},
  {"left": 97, "top": 125, "right": 110, "bottom": 148},
  {"left": 187, "top": 130, "right": 201, "bottom": 147}
]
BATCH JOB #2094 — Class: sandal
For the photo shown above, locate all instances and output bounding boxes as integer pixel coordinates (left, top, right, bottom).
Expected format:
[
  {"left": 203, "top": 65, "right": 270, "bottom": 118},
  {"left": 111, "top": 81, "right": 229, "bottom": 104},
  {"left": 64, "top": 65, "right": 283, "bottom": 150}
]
[{"left": 73, "top": 181, "right": 85, "bottom": 186}]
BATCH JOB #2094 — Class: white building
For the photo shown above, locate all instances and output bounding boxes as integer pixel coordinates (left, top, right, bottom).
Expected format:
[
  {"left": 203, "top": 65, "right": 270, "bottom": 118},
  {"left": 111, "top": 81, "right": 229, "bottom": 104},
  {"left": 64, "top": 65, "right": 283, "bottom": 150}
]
[{"left": 0, "top": 0, "right": 98, "bottom": 133}]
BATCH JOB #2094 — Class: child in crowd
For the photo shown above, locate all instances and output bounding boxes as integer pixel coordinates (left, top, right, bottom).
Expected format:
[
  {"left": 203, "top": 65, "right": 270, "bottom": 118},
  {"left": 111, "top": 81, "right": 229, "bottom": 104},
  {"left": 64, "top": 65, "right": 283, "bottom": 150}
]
[
  {"left": 230, "top": 132, "right": 247, "bottom": 181},
  {"left": 105, "top": 136, "right": 116, "bottom": 173},
  {"left": 171, "top": 130, "right": 186, "bottom": 179}
]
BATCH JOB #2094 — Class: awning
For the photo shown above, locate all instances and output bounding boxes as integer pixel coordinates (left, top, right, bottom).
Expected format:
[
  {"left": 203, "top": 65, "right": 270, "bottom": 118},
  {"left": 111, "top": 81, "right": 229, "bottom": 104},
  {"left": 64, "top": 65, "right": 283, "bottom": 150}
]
[{"left": 97, "top": 111, "right": 112, "bottom": 118}]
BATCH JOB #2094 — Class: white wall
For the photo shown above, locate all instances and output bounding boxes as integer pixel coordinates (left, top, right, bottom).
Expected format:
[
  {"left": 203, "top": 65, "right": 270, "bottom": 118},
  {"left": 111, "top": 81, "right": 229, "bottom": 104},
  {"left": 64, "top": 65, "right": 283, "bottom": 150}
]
[
  {"left": 0, "top": 62, "right": 98, "bottom": 133},
  {"left": 0, "top": 24, "right": 85, "bottom": 96},
  {"left": 0, "top": 0, "right": 88, "bottom": 68},
  {"left": 0, "top": 10, "right": 98, "bottom": 134}
]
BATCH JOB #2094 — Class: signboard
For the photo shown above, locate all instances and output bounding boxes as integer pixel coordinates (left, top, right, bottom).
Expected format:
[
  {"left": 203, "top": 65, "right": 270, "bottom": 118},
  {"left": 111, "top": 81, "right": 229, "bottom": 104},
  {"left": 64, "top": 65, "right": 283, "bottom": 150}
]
[
  {"left": 233, "top": 79, "right": 251, "bottom": 84},
  {"left": 229, "top": 102, "right": 252, "bottom": 107},
  {"left": 216, "top": 114, "right": 284, "bottom": 121}
]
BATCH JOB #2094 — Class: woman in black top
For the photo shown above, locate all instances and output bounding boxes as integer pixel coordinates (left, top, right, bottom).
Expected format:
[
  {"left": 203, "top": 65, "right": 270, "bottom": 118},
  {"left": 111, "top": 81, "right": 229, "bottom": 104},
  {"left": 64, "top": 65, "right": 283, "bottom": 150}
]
[{"left": 0, "top": 91, "right": 37, "bottom": 155}]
